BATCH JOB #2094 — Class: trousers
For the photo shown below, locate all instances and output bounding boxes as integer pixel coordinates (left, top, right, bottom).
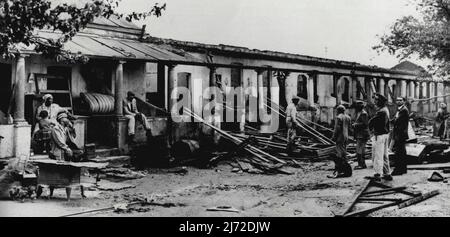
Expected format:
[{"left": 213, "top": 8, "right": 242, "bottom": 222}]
[
  {"left": 371, "top": 134, "right": 391, "bottom": 175},
  {"left": 125, "top": 113, "right": 150, "bottom": 135}
]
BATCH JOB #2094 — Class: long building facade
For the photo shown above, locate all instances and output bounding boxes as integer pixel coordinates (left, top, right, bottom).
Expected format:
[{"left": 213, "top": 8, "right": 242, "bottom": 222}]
[{"left": 0, "top": 17, "right": 445, "bottom": 160}]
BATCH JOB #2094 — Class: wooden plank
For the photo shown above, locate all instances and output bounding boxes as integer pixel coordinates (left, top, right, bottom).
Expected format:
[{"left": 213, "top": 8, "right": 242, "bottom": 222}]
[
  {"left": 398, "top": 190, "right": 440, "bottom": 209},
  {"left": 344, "top": 201, "right": 401, "bottom": 217},
  {"left": 359, "top": 198, "right": 404, "bottom": 202},
  {"left": 408, "top": 163, "right": 450, "bottom": 171},
  {"left": 361, "top": 187, "right": 407, "bottom": 196},
  {"left": 32, "top": 160, "right": 108, "bottom": 169},
  {"left": 335, "top": 179, "right": 372, "bottom": 217}
]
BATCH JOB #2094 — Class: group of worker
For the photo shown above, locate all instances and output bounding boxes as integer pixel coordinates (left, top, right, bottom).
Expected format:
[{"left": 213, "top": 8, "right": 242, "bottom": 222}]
[
  {"left": 33, "top": 94, "right": 81, "bottom": 161},
  {"left": 33, "top": 91, "right": 150, "bottom": 161},
  {"left": 286, "top": 93, "right": 410, "bottom": 181}
]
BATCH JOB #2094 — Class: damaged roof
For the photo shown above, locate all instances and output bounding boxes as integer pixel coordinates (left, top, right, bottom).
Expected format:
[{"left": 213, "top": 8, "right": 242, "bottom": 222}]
[
  {"left": 24, "top": 30, "right": 203, "bottom": 63},
  {"left": 145, "top": 36, "right": 419, "bottom": 77}
]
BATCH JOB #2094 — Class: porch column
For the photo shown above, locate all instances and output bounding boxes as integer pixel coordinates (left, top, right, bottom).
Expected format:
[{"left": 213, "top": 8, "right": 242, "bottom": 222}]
[
  {"left": 209, "top": 66, "right": 216, "bottom": 88},
  {"left": 378, "top": 78, "right": 385, "bottom": 96},
  {"left": 408, "top": 81, "right": 415, "bottom": 99},
  {"left": 351, "top": 76, "right": 358, "bottom": 104},
  {"left": 167, "top": 64, "right": 177, "bottom": 112},
  {"left": 114, "top": 61, "right": 126, "bottom": 116},
  {"left": 384, "top": 79, "right": 390, "bottom": 101},
  {"left": 14, "top": 54, "right": 27, "bottom": 123},
  {"left": 400, "top": 80, "right": 407, "bottom": 98},
  {"left": 256, "top": 69, "right": 265, "bottom": 113},
  {"left": 444, "top": 82, "right": 449, "bottom": 106},
  {"left": 365, "top": 77, "right": 373, "bottom": 104},
  {"left": 415, "top": 82, "right": 420, "bottom": 99},
  {"left": 13, "top": 54, "right": 31, "bottom": 160},
  {"left": 113, "top": 61, "right": 129, "bottom": 153},
  {"left": 307, "top": 74, "right": 315, "bottom": 106}
]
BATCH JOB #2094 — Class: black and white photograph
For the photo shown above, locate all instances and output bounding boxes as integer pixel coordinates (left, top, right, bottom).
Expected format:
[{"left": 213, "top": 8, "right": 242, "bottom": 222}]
[{"left": 1, "top": 0, "right": 450, "bottom": 221}]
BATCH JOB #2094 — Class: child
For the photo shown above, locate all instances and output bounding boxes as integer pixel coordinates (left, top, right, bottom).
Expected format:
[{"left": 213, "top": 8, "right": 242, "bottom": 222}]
[
  {"left": 38, "top": 110, "right": 55, "bottom": 130},
  {"left": 33, "top": 110, "right": 55, "bottom": 154}
]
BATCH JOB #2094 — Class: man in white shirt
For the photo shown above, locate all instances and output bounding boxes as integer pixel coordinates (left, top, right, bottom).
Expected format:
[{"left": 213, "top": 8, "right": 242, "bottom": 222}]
[
  {"left": 123, "top": 91, "right": 151, "bottom": 142},
  {"left": 286, "top": 96, "right": 301, "bottom": 154}
]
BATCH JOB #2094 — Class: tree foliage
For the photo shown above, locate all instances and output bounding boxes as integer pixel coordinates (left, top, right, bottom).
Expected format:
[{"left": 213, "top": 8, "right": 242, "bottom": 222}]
[
  {"left": 375, "top": 0, "right": 450, "bottom": 76},
  {"left": 0, "top": 0, "right": 166, "bottom": 62}
]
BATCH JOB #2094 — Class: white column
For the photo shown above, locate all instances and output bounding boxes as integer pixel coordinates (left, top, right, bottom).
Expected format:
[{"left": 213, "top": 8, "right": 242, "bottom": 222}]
[
  {"left": 307, "top": 74, "right": 315, "bottom": 106},
  {"left": 13, "top": 54, "right": 31, "bottom": 160},
  {"left": 114, "top": 61, "right": 126, "bottom": 116}
]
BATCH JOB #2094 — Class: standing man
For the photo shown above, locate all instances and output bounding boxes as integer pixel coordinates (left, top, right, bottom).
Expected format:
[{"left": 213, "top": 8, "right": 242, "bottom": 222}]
[
  {"left": 123, "top": 91, "right": 151, "bottom": 142},
  {"left": 286, "top": 96, "right": 301, "bottom": 154},
  {"left": 391, "top": 97, "right": 410, "bottom": 176},
  {"left": 433, "top": 103, "right": 449, "bottom": 139},
  {"left": 353, "top": 100, "right": 370, "bottom": 170},
  {"left": 368, "top": 94, "right": 392, "bottom": 181},
  {"left": 330, "top": 105, "right": 352, "bottom": 178}
]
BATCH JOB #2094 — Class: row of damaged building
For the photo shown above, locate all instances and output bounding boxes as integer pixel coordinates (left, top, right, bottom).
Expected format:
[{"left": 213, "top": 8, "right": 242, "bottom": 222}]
[{"left": 0, "top": 17, "right": 446, "bottom": 160}]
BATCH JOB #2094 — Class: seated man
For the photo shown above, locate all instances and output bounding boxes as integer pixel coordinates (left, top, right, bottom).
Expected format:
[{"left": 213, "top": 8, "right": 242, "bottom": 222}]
[
  {"left": 123, "top": 91, "right": 151, "bottom": 141},
  {"left": 50, "top": 112, "right": 84, "bottom": 162}
]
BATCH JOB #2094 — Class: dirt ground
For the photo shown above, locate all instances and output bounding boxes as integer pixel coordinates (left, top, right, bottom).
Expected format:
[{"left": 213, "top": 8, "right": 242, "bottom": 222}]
[{"left": 1, "top": 159, "right": 449, "bottom": 217}]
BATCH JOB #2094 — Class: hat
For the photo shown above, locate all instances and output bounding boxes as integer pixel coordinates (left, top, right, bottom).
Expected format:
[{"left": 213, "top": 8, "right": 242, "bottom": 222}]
[
  {"left": 374, "top": 93, "right": 387, "bottom": 103},
  {"left": 292, "top": 96, "right": 300, "bottom": 101},
  {"left": 337, "top": 105, "right": 346, "bottom": 113},
  {"left": 42, "top": 94, "right": 53, "bottom": 101},
  {"left": 355, "top": 100, "right": 365, "bottom": 105},
  {"left": 127, "top": 91, "right": 135, "bottom": 97},
  {"left": 57, "top": 112, "right": 68, "bottom": 121}
]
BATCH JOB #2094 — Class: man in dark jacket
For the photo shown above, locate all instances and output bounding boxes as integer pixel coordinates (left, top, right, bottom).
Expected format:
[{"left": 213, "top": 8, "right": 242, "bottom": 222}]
[
  {"left": 353, "top": 100, "right": 370, "bottom": 170},
  {"left": 391, "top": 97, "right": 410, "bottom": 176},
  {"left": 368, "top": 94, "right": 392, "bottom": 181},
  {"left": 330, "top": 105, "right": 352, "bottom": 178}
]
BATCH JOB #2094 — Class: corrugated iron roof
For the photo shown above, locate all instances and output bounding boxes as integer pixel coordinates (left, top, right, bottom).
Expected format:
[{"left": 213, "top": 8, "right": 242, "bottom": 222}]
[{"left": 28, "top": 31, "right": 203, "bottom": 63}]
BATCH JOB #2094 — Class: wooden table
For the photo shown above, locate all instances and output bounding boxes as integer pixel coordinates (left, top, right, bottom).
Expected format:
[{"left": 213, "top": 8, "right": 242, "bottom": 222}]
[{"left": 33, "top": 160, "right": 108, "bottom": 201}]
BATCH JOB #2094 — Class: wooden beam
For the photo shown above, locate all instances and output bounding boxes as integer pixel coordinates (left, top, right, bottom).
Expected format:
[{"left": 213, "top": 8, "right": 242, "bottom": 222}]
[{"left": 398, "top": 190, "right": 440, "bottom": 209}]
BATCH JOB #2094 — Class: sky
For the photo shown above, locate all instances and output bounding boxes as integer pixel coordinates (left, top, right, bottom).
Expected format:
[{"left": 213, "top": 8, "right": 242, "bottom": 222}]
[{"left": 115, "top": 0, "right": 419, "bottom": 69}]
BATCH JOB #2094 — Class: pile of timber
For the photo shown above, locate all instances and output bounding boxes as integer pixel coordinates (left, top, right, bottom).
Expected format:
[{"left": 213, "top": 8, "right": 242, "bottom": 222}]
[
  {"left": 229, "top": 131, "right": 335, "bottom": 161},
  {"left": 184, "top": 108, "right": 292, "bottom": 175}
]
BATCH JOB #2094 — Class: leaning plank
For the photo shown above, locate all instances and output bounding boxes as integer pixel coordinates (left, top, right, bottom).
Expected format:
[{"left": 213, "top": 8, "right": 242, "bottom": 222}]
[
  {"left": 335, "top": 179, "right": 372, "bottom": 217},
  {"left": 398, "top": 190, "right": 440, "bottom": 209},
  {"left": 344, "top": 201, "right": 402, "bottom": 217}
]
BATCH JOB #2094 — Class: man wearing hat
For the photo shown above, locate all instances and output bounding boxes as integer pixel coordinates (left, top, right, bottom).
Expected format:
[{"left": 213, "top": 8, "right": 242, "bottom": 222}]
[
  {"left": 353, "top": 100, "right": 370, "bottom": 170},
  {"left": 330, "top": 105, "right": 352, "bottom": 178},
  {"left": 391, "top": 97, "right": 410, "bottom": 176},
  {"left": 123, "top": 91, "right": 151, "bottom": 142},
  {"left": 285, "top": 96, "right": 302, "bottom": 154},
  {"left": 49, "top": 112, "right": 73, "bottom": 162},
  {"left": 368, "top": 93, "right": 392, "bottom": 181}
]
